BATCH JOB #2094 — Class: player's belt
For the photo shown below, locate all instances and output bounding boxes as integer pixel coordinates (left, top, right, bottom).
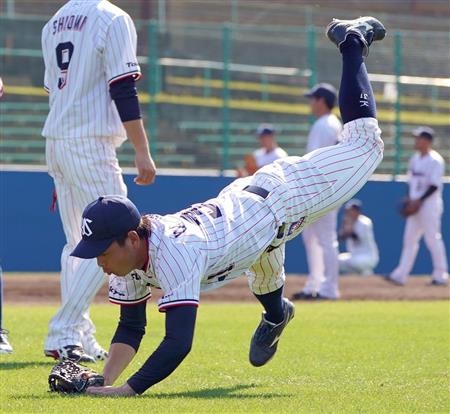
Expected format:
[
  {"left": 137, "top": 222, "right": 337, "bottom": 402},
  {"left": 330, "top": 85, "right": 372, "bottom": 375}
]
[{"left": 243, "top": 185, "right": 269, "bottom": 199}]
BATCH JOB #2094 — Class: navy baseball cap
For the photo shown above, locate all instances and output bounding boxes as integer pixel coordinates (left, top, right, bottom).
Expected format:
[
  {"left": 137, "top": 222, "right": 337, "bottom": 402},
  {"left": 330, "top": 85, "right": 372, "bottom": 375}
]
[
  {"left": 345, "top": 199, "right": 362, "bottom": 210},
  {"left": 71, "top": 195, "right": 141, "bottom": 259},
  {"left": 256, "top": 123, "right": 275, "bottom": 136},
  {"left": 412, "top": 126, "right": 434, "bottom": 141},
  {"left": 304, "top": 83, "right": 337, "bottom": 108}
]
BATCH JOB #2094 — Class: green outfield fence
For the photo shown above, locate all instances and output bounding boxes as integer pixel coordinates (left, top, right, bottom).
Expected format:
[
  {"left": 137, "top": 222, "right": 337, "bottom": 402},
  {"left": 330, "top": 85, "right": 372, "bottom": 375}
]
[{"left": 1, "top": 14, "right": 449, "bottom": 175}]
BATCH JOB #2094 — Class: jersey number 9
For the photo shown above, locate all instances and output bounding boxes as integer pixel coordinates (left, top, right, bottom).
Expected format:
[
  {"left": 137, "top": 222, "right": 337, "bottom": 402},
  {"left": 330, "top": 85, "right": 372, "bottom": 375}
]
[{"left": 56, "top": 42, "right": 74, "bottom": 89}]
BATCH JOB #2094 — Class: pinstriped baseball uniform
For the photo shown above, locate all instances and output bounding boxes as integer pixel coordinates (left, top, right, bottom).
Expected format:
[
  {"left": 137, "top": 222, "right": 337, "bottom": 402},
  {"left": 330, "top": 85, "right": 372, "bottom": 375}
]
[
  {"left": 109, "top": 117, "right": 383, "bottom": 309},
  {"left": 42, "top": 0, "right": 141, "bottom": 352}
]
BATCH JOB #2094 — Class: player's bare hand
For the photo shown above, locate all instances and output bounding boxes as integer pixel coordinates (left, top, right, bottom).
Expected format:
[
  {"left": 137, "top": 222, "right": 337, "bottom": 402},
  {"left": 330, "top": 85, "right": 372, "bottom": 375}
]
[
  {"left": 86, "top": 383, "right": 136, "bottom": 397},
  {"left": 134, "top": 152, "right": 156, "bottom": 185}
]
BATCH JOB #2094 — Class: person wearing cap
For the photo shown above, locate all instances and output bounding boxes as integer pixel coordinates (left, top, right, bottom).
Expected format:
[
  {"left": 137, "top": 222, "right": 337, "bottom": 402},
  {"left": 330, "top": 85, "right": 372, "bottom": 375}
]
[
  {"left": 338, "top": 199, "right": 379, "bottom": 275},
  {"left": 386, "top": 127, "right": 448, "bottom": 286},
  {"left": 292, "top": 83, "right": 343, "bottom": 301},
  {"left": 69, "top": 16, "right": 386, "bottom": 395},
  {"left": 236, "top": 124, "right": 288, "bottom": 177}
]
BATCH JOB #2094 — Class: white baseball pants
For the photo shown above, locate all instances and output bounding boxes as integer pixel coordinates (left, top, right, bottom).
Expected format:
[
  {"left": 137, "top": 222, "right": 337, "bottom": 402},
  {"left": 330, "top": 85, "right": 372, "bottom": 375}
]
[
  {"left": 390, "top": 197, "right": 448, "bottom": 284},
  {"left": 338, "top": 252, "right": 378, "bottom": 275},
  {"left": 244, "top": 117, "right": 383, "bottom": 296},
  {"left": 302, "top": 210, "right": 339, "bottom": 298},
  {"left": 45, "top": 137, "right": 127, "bottom": 350}
]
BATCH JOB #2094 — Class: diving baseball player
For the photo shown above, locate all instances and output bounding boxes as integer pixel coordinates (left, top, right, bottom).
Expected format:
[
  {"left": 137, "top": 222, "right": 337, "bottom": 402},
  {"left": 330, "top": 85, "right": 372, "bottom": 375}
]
[
  {"left": 338, "top": 199, "right": 379, "bottom": 275},
  {"left": 292, "top": 83, "right": 342, "bottom": 300},
  {"left": 387, "top": 127, "right": 448, "bottom": 285},
  {"left": 68, "top": 17, "right": 386, "bottom": 396},
  {"left": 42, "top": 0, "right": 156, "bottom": 363}
]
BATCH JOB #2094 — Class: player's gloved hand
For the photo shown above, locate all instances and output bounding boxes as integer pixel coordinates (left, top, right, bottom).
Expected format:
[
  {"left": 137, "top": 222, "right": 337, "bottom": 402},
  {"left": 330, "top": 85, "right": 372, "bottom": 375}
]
[
  {"left": 134, "top": 151, "right": 156, "bottom": 185},
  {"left": 399, "top": 197, "right": 422, "bottom": 217},
  {"left": 48, "top": 360, "right": 105, "bottom": 394},
  {"left": 86, "top": 383, "right": 136, "bottom": 397}
]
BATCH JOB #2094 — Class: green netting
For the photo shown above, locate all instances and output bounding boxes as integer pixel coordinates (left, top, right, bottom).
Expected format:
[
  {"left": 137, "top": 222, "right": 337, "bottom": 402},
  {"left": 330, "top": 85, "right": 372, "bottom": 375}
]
[{"left": 1, "top": 14, "right": 449, "bottom": 175}]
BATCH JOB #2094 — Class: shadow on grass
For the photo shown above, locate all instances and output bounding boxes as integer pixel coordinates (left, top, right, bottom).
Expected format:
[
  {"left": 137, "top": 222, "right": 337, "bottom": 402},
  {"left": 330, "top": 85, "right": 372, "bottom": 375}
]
[
  {"left": 12, "top": 384, "right": 292, "bottom": 400},
  {"left": 0, "top": 361, "right": 55, "bottom": 370},
  {"left": 142, "top": 383, "right": 293, "bottom": 400}
]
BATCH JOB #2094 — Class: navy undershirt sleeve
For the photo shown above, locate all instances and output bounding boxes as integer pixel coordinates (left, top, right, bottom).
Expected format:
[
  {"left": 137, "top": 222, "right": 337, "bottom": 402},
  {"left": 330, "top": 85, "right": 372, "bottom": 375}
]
[
  {"left": 111, "top": 302, "right": 147, "bottom": 352},
  {"left": 109, "top": 76, "right": 141, "bottom": 122},
  {"left": 127, "top": 306, "right": 197, "bottom": 394},
  {"left": 420, "top": 185, "right": 437, "bottom": 201}
]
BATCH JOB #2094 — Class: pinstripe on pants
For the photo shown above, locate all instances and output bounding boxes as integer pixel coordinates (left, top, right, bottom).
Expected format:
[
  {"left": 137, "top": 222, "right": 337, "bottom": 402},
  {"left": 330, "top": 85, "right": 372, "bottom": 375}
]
[{"left": 45, "top": 137, "right": 127, "bottom": 349}]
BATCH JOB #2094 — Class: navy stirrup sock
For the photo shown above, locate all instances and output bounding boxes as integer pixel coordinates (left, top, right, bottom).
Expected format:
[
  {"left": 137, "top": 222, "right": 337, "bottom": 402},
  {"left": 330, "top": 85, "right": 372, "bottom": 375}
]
[
  {"left": 254, "top": 286, "right": 284, "bottom": 324},
  {"left": 339, "top": 35, "right": 376, "bottom": 124}
]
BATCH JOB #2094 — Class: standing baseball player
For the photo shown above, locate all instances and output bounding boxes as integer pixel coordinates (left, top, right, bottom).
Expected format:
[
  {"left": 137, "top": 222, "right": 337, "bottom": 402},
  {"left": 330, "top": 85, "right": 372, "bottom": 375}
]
[
  {"left": 237, "top": 124, "right": 288, "bottom": 177},
  {"left": 41, "top": 0, "right": 156, "bottom": 362},
  {"left": 0, "top": 78, "right": 13, "bottom": 355},
  {"left": 338, "top": 199, "right": 379, "bottom": 275},
  {"left": 292, "top": 83, "right": 342, "bottom": 300},
  {"left": 387, "top": 127, "right": 448, "bottom": 285},
  {"left": 66, "top": 16, "right": 385, "bottom": 396}
]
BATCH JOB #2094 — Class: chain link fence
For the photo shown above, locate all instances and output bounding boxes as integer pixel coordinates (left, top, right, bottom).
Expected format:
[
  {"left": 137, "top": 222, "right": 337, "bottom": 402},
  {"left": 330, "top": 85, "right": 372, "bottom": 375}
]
[{"left": 1, "top": 14, "right": 449, "bottom": 175}]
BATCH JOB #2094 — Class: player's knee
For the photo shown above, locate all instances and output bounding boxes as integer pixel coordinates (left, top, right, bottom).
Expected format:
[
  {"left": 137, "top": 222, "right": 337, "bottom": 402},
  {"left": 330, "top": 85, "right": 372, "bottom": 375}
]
[{"left": 176, "top": 341, "right": 193, "bottom": 359}]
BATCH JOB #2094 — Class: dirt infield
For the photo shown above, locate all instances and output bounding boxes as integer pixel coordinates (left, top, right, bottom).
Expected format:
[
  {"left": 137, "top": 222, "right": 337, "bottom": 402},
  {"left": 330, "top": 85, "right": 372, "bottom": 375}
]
[{"left": 3, "top": 273, "right": 449, "bottom": 303}]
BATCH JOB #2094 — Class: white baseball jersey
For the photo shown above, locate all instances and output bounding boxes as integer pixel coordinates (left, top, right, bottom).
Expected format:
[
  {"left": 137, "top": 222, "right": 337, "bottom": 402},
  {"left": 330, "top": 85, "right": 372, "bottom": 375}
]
[
  {"left": 41, "top": 0, "right": 141, "bottom": 142},
  {"left": 407, "top": 150, "right": 444, "bottom": 202},
  {"left": 345, "top": 215, "right": 379, "bottom": 263},
  {"left": 306, "top": 113, "right": 342, "bottom": 152},
  {"left": 253, "top": 147, "right": 288, "bottom": 168},
  {"left": 109, "top": 117, "right": 383, "bottom": 310}
]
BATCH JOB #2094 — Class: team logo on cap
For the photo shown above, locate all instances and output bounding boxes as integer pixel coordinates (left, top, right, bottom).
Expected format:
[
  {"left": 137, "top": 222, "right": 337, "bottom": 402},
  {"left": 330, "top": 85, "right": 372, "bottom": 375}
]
[{"left": 81, "top": 218, "right": 93, "bottom": 237}]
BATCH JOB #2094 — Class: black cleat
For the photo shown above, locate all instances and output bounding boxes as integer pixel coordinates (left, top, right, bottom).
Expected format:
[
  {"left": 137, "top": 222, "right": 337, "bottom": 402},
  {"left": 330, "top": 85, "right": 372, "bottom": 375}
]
[
  {"left": 428, "top": 280, "right": 448, "bottom": 286},
  {"left": 44, "top": 345, "right": 96, "bottom": 363},
  {"left": 249, "top": 298, "right": 295, "bottom": 367},
  {"left": 326, "top": 16, "right": 386, "bottom": 57},
  {"left": 291, "top": 291, "right": 333, "bottom": 301},
  {"left": 291, "top": 291, "right": 314, "bottom": 301}
]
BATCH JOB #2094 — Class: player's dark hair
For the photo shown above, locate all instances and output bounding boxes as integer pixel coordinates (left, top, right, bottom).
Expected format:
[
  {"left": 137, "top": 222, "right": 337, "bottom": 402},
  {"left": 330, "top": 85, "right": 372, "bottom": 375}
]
[
  {"left": 320, "top": 96, "right": 334, "bottom": 110},
  {"left": 116, "top": 215, "right": 151, "bottom": 246}
]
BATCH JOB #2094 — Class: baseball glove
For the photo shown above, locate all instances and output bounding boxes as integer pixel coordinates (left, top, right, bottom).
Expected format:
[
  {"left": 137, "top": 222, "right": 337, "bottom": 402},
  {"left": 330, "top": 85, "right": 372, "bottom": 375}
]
[
  {"left": 399, "top": 198, "right": 421, "bottom": 217},
  {"left": 48, "top": 360, "right": 104, "bottom": 394}
]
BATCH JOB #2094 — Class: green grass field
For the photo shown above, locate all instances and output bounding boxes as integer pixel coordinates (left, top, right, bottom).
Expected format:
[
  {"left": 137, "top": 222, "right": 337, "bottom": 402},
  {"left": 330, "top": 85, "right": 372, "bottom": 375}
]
[{"left": 1, "top": 302, "right": 449, "bottom": 413}]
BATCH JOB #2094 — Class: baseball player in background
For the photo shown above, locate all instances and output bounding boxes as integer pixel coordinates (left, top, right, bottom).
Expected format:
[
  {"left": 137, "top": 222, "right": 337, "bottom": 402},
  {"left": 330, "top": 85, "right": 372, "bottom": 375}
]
[
  {"left": 66, "top": 17, "right": 385, "bottom": 396},
  {"left": 386, "top": 127, "right": 448, "bottom": 286},
  {"left": 292, "top": 83, "right": 343, "bottom": 300},
  {"left": 41, "top": 0, "right": 156, "bottom": 363},
  {"left": 338, "top": 199, "right": 379, "bottom": 275},
  {"left": 0, "top": 266, "right": 13, "bottom": 355},
  {"left": 237, "top": 124, "right": 288, "bottom": 177},
  {"left": 0, "top": 78, "right": 13, "bottom": 355}
]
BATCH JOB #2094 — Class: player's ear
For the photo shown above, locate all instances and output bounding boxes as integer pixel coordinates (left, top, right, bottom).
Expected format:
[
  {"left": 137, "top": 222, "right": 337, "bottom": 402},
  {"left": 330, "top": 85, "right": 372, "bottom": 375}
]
[{"left": 127, "top": 230, "right": 140, "bottom": 245}]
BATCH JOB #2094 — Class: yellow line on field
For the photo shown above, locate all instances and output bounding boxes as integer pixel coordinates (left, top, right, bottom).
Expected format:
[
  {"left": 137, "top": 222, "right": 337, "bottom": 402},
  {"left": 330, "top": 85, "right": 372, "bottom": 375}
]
[{"left": 5, "top": 85, "right": 450, "bottom": 126}]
